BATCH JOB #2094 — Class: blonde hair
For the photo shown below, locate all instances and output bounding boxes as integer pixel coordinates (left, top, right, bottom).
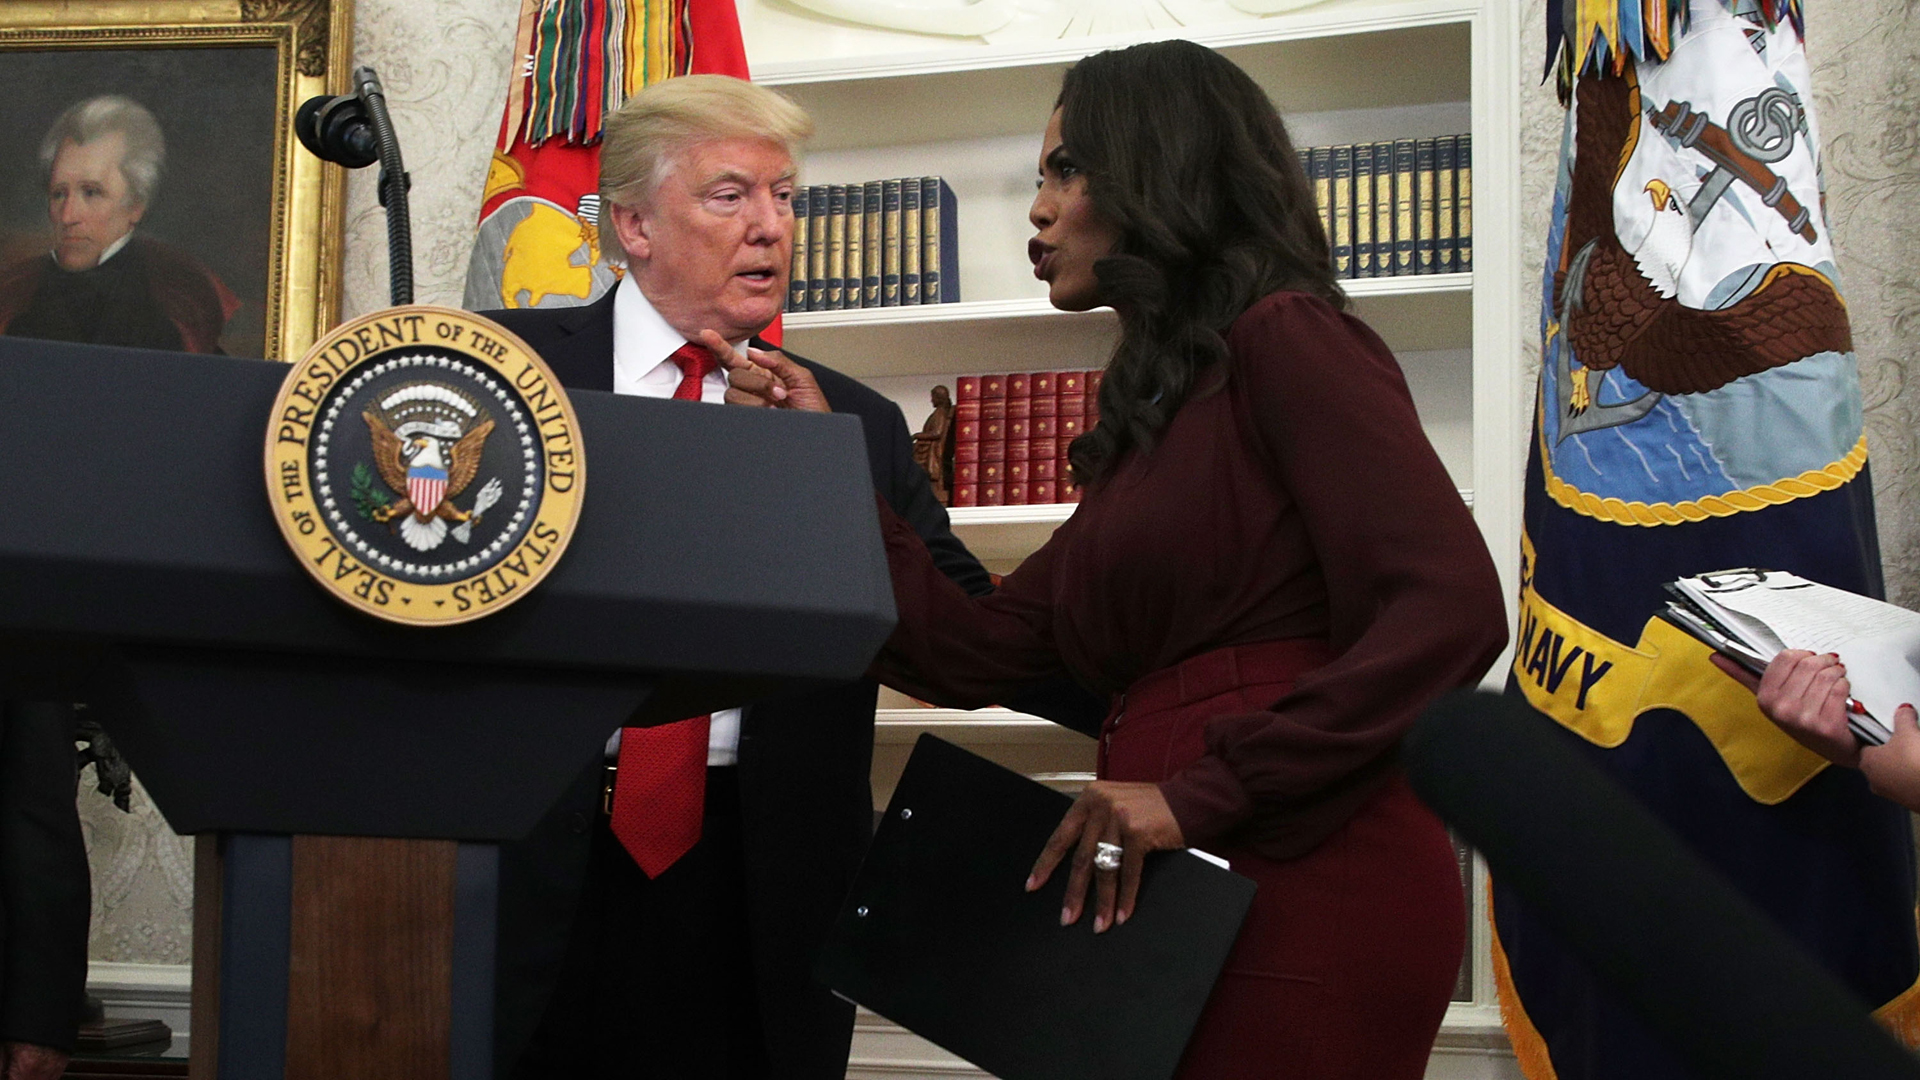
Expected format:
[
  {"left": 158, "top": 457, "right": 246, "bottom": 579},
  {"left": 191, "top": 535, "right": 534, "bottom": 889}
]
[{"left": 599, "top": 75, "right": 812, "bottom": 215}]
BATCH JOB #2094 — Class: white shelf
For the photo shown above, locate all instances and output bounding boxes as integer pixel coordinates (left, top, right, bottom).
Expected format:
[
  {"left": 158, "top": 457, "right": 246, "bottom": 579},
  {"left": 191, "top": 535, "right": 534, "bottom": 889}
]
[
  {"left": 755, "top": 0, "right": 1477, "bottom": 155},
  {"left": 783, "top": 275, "right": 1473, "bottom": 377},
  {"left": 874, "top": 707, "right": 1086, "bottom": 745},
  {"left": 785, "top": 273, "right": 1470, "bottom": 330},
  {"left": 943, "top": 490, "right": 1472, "bottom": 563}
]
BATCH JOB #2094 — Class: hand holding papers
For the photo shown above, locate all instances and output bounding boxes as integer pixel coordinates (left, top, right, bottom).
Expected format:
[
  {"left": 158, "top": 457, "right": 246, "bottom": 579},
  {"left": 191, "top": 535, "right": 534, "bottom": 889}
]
[
  {"left": 817, "top": 736, "right": 1255, "bottom": 1080},
  {"left": 1663, "top": 568, "right": 1920, "bottom": 745}
]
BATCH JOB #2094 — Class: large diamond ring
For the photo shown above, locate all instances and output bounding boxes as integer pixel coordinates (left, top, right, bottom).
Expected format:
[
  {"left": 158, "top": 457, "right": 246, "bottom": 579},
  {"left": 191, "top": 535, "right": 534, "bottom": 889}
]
[{"left": 1093, "top": 841, "right": 1123, "bottom": 872}]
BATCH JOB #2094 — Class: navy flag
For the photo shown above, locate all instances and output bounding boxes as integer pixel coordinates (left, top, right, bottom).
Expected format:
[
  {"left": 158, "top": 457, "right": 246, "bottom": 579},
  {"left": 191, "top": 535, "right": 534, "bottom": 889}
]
[{"left": 1498, "top": 1, "right": 1920, "bottom": 1075}]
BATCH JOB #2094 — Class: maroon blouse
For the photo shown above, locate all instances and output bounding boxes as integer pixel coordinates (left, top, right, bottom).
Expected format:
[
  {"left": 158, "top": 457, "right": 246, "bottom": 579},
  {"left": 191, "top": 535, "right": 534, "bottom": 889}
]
[{"left": 873, "top": 290, "right": 1508, "bottom": 858}]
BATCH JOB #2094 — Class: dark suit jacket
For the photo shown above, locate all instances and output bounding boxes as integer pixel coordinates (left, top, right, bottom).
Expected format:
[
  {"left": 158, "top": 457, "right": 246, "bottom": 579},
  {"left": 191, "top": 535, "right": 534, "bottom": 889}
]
[
  {"left": 483, "top": 290, "right": 992, "bottom": 1078},
  {"left": 0, "top": 702, "right": 89, "bottom": 1052}
]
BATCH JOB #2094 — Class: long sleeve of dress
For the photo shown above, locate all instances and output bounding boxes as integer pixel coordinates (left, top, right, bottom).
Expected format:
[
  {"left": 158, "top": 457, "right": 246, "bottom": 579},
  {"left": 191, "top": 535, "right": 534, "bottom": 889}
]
[
  {"left": 1158, "top": 294, "right": 1509, "bottom": 852},
  {"left": 869, "top": 496, "right": 1070, "bottom": 708}
]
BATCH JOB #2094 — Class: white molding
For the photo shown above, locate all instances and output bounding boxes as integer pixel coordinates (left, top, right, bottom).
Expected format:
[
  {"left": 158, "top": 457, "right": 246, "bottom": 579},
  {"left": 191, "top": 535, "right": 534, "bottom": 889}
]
[
  {"left": 87, "top": 961, "right": 192, "bottom": 1053},
  {"left": 754, "top": 0, "right": 1481, "bottom": 84}
]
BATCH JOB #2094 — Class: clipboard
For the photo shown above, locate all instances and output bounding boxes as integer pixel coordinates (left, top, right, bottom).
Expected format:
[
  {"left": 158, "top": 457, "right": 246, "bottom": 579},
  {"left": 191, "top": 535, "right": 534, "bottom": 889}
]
[{"left": 816, "top": 735, "right": 1256, "bottom": 1080}]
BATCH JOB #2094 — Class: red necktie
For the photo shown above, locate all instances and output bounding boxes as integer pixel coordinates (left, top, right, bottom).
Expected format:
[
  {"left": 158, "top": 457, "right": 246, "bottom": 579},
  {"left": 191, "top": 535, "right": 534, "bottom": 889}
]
[{"left": 608, "top": 342, "right": 718, "bottom": 877}]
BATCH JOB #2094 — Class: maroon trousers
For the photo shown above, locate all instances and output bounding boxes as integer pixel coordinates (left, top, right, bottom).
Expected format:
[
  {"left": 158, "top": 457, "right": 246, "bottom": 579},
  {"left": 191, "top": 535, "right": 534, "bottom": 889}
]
[{"left": 1102, "top": 640, "right": 1464, "bottom": 1080}]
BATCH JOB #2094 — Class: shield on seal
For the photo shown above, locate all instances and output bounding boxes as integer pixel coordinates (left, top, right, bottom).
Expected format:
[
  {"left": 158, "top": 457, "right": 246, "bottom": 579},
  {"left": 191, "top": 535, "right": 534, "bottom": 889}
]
[{"left": 407, "top": 464, "right": 448, "bottom": 521}]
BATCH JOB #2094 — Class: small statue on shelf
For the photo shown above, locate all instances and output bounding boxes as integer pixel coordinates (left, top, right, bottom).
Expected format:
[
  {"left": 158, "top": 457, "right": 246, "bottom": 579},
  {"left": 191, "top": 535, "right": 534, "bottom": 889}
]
[{"left": 912, "top": 384, "right": 957, "bottom": 504}]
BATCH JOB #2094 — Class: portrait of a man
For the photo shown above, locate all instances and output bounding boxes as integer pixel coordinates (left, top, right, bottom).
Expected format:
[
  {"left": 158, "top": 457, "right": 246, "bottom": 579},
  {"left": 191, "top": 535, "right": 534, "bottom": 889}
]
[
  {"left": 0, "top": 46, "right": 278, "bottom": 358},
  {"left": 0, "top": 96, "right": 238, "bottom": 353}
]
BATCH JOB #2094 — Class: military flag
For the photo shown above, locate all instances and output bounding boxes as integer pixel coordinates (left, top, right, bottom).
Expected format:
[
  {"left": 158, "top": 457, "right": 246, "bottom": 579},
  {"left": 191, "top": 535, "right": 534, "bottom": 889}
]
[
  {"left": 462, "top": 0, "right": 775, "bottom": 340},
  {"left": 1497, "top": 1, "right": 1920, "bottom": 1075}
]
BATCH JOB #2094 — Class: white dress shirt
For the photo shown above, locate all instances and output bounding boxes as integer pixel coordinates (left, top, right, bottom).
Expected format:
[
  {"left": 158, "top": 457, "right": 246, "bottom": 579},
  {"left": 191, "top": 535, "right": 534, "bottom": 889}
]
[{"left": 607, "top": 273, "right": 748, "bottom": 766}]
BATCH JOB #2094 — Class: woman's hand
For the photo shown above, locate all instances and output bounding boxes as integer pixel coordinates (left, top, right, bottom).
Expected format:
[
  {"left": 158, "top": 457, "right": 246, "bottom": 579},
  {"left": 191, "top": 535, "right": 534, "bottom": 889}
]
[
  {"left": 1712, "top": 649, "right": 1860, "bottom": 767},
  {"left": 1862, "top": 704, "right": 1920, "bottom": 810},
  {"left": 1026, "top": 780, "right": 1186, "bottom": 933},
  {"left": 699, "top": 329, "right": 831, "bottom": 412}
]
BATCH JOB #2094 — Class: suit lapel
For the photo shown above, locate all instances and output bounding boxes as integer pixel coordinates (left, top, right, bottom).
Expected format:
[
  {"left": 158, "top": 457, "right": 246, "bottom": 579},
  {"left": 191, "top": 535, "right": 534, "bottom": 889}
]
[{"left": 540, "top": 288, "right": 619, "bottom": 392}]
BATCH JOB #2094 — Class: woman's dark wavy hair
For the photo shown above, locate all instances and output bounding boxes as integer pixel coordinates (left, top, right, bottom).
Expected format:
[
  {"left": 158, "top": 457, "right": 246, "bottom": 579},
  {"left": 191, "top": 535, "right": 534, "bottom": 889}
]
[{"left": 1060, "top": 39, "right": 1344, "bottom": 487}]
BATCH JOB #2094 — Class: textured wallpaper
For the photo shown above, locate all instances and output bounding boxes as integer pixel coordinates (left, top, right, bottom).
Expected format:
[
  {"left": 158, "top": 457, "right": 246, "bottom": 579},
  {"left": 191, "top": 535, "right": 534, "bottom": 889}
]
[{"left": 81, "top": 0, "right": 1920, "bottom": 966}]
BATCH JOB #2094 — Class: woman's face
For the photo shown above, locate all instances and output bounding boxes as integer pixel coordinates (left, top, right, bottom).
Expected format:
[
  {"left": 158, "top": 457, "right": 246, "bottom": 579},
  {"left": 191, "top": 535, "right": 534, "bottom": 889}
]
[{"left": 1029, "top": 108, "right": 1120, "bottom": 312}]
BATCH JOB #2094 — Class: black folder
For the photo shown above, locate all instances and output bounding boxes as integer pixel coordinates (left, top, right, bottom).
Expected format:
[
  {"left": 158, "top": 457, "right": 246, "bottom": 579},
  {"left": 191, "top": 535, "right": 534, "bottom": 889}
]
[{"left": 817, "top": 735, "right": 1256, "bottom": 1080}]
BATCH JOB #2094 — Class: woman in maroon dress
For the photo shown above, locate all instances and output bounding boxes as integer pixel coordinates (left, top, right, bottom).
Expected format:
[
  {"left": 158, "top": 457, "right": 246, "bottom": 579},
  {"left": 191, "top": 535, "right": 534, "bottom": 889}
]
[{"left": 733, "top": 39, "right": 1508, "bottom": 1080}]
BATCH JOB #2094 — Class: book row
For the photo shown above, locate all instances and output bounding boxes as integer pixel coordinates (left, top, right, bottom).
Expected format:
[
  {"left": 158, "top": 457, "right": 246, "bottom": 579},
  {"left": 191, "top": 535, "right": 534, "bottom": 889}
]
[
  {"left": 1300, "top": 135, "right": 1472, "bottom": 279},
  {"left": 787, "top": 177, "right": 960, "bottom": 312},
  {"left": 949, "top": 370, "right": 1102, "bottom": 508}
]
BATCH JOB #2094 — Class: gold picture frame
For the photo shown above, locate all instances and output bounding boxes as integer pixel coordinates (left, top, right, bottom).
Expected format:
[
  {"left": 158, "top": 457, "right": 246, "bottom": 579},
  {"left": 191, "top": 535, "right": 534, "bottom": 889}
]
[{"left": 0, "top": 0, "right": 352, "bottom": 361}]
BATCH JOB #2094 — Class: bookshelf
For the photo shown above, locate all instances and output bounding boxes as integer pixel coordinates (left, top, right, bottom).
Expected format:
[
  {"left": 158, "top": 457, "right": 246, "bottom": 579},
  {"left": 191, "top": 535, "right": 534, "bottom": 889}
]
[{"left": 744, "top": 0, "right": 1523, "bottom": 1075}]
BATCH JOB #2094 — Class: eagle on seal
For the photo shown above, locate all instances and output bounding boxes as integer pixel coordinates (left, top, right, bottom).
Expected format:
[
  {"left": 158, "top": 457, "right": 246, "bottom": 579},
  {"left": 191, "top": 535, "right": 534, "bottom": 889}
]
[{"left": 362, "top": 382, "right": 499, "bottom": 552}]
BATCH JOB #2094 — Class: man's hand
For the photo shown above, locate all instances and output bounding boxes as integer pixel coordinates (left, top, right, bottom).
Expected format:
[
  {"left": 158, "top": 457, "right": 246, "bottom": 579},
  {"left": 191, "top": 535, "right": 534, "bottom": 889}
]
[
  {"left": 1713, "top": 649, "right": 1860, "bottom": 767},
  {"left": 1026, "top": 780, "right": 1186, "bottom": 934},
  {"left": 3, "top": 1041, "right": 71, "bottom": 1080},
  {"left": 700, "top": 330, "right": 830, "bottom": 413}
]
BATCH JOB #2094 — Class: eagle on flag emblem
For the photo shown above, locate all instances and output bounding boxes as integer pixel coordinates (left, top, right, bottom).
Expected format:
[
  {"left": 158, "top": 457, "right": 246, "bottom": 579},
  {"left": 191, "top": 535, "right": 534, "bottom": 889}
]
[{"left": 361, "top": 382, "right": 503, "bottom": 553}]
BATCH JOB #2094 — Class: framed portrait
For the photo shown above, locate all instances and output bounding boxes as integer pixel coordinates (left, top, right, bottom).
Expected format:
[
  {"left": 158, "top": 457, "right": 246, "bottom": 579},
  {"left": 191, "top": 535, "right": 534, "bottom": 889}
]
[{"left": 0, "top": 0, "right": 352, "bottom": 361}]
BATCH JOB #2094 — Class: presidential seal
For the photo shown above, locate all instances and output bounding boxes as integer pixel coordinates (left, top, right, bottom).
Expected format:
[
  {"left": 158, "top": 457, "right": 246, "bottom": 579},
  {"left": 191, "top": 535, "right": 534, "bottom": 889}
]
[{"left": 266, "top": 306, "right": 583, "bottom": 625}]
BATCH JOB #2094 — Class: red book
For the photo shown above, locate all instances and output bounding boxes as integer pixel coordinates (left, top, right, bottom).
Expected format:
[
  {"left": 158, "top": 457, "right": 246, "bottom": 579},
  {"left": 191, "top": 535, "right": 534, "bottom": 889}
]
[
  {"left": 1030, "top": 395, "right": 1056, "bottom": 417},
  {"left": 1008, "top": 373, "right": 1031, "bottom": 398},
  {"left": 955, "top": 418, "right": 983, "bottom": 443},
  {"left": 1031, "top": 480, "right": 1056, "bottom": 503},
  {"left": 955, "top": 401, "right": 981, "bottom": 421},
  {"left": 953, "top": 484, "right": 978, "bottom": 506},
  {"left": 1058, "top": 371, "right": 1084, "bottom": 395},
  {"left": 1031, "top": 416, "right": 1055, "bottom": 439},
  {"left": 1006, "top": 482, "right": 1028, "bottom": 505},
  {"left": 1006, "top": 440, "right": 1030, "bottom": 461},
  {"left": 980, "top": 460, "right": 1005, "bottom": 484},
  {"left": 954, "top": 441, "right": 980, "bottom": 463},
  {"left": 981, "top": 440, "right": 1006, "bottom": 463},
  {"left": 1006, "top": 397, "right": 1031, "bottom": 420},
  {"left": 1058, "top": 415, "right": 1084, "bottom": 439},
  {"left": 981, "top": 417, "right": 1006, "bottom": 443},
  {"left": 1062, "top": 482, "right": 1081, "bottom": 504},
  {"left": 1088, "top": 369, "right": 1104, "bottom": 396},
  {"left": 956, "top": 376, "right": 981, "bottom": 401},
  {"left": 1030, "top": 458, "right": 1055, "bottom": 481},
  {"left": 1032, "top": 372, "right": 1056, "bottom": 397},
  {"left": 980, "top": 482, "right": 1005, "bottom": 506},
  {"left": 1008, "top": 461, "right": 1029, "bottom": 484},
  {"left": 1058, "top": 393, "right": 1085, "bottom": 419},
  {"left": 954, "top": 461, "right": 979, "bottom": 484},
  {"left": 980, "top": 400, "right": 1007, "bottom": 421},
  {"left": 981, "top": 374, "right": 1007, "bottom": 399},
  {"left": 1008, "top": 418, "right": 1030, "bottom": 442}
]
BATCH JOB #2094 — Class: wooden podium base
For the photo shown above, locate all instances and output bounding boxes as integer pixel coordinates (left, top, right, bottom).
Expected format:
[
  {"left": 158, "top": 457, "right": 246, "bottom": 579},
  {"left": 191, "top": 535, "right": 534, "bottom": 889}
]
[{"left": 190, "top": 834, "right": 496, "bottom": 1080}]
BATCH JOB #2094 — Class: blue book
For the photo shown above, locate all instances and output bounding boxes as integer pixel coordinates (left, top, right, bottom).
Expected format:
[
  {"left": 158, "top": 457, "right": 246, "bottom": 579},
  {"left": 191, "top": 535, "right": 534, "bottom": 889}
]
[
  {"left": 788, "top": 185, "right": 810, "bottom": 312},
  {"left": 920, "top": 177, "right": 960, "bottom": 304}
]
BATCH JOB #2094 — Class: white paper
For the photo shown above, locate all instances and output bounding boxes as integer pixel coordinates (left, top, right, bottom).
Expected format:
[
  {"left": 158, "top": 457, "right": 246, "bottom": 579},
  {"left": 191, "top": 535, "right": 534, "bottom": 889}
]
[{"left": 1676, "top": 569, "right": 1920, "bottom": 731}]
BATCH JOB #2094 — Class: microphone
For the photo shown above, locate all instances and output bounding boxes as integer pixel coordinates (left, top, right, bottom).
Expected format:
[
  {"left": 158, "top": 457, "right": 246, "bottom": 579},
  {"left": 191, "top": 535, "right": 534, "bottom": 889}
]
[
  {"left": 1403, "top": 690, "right": 1920, "bottom": 1080},
  {"left": 293, "top": 93, "right": 377, "bottom": 169},
  {"left": 293, "top": 66, "right": 413, "bottom": 306}
]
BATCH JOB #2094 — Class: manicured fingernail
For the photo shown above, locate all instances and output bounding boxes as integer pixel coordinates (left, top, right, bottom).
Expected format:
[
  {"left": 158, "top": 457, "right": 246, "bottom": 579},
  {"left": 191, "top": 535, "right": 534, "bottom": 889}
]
[
  {"left": 1060, "top": 907, "right": 1072, "bottom": 926},
  {"left": 1094, "top": 915, "right": 1108, "bottom": 933},
  {"left": 1025, "top": 875, "right": 1038, "bottom": 891},
  {"left": 1116, "top": 909, "right": 1129, "bottom": 926}
]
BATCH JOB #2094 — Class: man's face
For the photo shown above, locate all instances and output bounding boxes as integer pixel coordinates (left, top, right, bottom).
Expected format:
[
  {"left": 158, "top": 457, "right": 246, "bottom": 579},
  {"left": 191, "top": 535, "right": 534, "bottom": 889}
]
[
  {"left": 47, "top": 133, "right": 144, "bottom": 272},
  {"left": 610, "top": 137, "right": 795, "bottom": 342}
]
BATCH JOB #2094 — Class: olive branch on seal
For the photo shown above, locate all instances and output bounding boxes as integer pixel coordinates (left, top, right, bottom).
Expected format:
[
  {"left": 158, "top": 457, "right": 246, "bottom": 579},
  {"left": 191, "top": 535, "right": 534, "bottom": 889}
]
[{"left": 350, "top": 461, "right": 394, "bottom": 521}]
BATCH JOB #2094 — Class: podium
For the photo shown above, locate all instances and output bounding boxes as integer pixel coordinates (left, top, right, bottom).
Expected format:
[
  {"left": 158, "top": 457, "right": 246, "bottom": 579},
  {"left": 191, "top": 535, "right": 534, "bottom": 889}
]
[{"left": 0, "top": 337, "right": 897, "bottom": 1078}]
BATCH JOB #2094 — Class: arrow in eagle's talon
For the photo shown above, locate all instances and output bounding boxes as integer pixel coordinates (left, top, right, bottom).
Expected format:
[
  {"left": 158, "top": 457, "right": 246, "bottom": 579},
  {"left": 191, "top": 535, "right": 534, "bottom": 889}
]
[{"left": 452, "top": 478, "right": 504, "bottom": 544}]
